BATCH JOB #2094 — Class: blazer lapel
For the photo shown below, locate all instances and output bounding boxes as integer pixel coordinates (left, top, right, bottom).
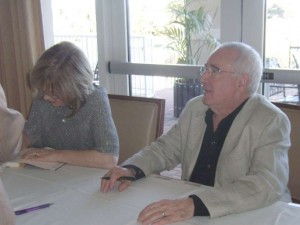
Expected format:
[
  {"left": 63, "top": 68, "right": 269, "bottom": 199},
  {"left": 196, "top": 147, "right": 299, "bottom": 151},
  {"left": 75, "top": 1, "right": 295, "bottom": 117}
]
[{"left": 218, "top": 95, "right": 261, "bottom": 162}]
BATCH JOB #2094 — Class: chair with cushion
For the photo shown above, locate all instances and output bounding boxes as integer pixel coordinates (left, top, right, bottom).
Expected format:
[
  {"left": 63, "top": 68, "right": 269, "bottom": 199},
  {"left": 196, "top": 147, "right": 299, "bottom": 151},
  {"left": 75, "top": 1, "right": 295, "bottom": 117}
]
[
  {"left": 108, "top": 94, "right": 165, "bottom": 164},
  {"left": 273, "top": 102, "right": 300, "bottom": 203}
]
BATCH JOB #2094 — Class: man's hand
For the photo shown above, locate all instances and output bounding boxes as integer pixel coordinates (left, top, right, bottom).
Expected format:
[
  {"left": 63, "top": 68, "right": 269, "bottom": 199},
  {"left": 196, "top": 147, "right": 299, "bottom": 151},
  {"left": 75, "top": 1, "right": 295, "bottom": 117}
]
[
  {"left": 100, "top": 166, "right": 135, "bottom": 192},
  {"left": 138, "top": 198, "right": 194, "bottom": 225}
]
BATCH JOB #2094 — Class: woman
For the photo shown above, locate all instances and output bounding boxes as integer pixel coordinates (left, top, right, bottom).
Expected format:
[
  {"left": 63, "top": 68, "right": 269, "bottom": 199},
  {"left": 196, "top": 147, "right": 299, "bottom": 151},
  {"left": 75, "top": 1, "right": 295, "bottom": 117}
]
[{"left": 23, "top": 42, "right": 119, "bottom": 169}]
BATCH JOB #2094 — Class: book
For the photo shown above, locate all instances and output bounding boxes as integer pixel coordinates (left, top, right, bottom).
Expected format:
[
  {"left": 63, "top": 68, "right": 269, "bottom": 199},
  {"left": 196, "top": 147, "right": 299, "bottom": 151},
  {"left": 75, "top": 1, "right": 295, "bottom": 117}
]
[
  {"left": 2, "top": 159, "right": 64, "bottom": 171},
  {"left": 1, "top": 148, "right": 64, "bottom": 171},
  {"left": 20, "top": 159, "right": 64, "bottom": 170}
]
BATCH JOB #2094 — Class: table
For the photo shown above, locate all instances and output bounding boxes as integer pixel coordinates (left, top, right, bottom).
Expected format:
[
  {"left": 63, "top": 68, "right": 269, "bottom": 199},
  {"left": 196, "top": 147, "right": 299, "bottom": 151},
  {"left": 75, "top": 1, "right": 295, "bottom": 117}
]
[{"left": 1, "top": 164, "right": 300, "bottom": 225}]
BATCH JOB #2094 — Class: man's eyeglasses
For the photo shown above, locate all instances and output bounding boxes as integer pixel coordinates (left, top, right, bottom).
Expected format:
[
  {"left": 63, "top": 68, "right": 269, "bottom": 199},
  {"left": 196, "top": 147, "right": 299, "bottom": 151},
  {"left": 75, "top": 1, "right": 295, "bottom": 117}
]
[{"left": 201, "top": 64, "right": 235, "bottom": 76}]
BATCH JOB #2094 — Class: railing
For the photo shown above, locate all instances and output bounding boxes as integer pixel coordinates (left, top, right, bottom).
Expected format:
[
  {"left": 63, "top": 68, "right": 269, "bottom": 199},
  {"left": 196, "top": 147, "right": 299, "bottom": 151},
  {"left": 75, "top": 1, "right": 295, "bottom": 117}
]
[
  {"left": 54, "top": 35, "right": 300, "bottom": 104},
  {"left": 54, "top": 35, "right": 98, "bottom": 73},
  {"left": 54, "top": 35, "right": 175, "bottom": 97}
]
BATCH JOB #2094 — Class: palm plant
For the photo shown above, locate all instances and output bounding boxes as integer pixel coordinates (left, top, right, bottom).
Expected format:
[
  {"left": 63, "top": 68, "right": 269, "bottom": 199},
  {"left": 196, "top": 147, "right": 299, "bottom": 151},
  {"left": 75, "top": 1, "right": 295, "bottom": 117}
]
[
  {"left": 159, "top": 0, "right": 218, "bottom": 65},
  {"left": 157, "top": 0, "right": 219, "bottom": 116}
]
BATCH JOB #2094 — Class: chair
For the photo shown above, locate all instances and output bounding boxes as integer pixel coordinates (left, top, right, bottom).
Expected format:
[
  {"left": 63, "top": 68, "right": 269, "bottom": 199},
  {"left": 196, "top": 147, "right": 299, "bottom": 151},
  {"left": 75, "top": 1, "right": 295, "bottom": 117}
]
[
  {"left": 108, "top": 94, "right": 165, "bottom": 164},
  {"left": 273, "top": 102, "right": 300, "bottom": 203}
]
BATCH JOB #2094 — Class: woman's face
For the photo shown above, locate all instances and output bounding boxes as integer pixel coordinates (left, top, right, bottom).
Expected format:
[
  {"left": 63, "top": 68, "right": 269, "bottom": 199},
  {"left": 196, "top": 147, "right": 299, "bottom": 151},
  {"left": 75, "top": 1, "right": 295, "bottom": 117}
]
[{"left": 42, "top": 89, "right": 65, "bottom": 107}]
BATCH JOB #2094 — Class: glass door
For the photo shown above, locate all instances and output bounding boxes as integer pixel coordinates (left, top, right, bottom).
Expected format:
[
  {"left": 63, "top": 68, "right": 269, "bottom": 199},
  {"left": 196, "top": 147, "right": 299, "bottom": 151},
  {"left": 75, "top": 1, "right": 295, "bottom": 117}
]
[
  {"left": 127, "top": 0, "right": 221, "bottom": 130},
  {"left": 49, "top": 0, "right": 98, "bottom": 81},
  {"left": 264, "top": 0, "right": 300, "bottom": 104}
]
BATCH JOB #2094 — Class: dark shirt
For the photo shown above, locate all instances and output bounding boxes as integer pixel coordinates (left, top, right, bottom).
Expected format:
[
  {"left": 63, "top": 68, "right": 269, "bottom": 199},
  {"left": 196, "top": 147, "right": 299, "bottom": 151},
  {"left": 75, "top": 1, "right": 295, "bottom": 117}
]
[
  {"left": 190, "top": 107, "right": 241, "bottom": 185},
  {"left": 189, "top": 100, "right": 248, "bottom": 216}
]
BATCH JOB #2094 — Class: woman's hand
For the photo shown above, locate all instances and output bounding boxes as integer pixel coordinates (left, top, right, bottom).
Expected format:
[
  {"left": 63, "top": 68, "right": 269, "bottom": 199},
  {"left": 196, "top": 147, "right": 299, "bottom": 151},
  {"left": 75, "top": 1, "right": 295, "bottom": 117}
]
[
  {"left": 137, "top": 198, "right": 195, "bottom": 225},
  {"left": 21, "top": 147, "right": 58, "bottom": 162},
  {"left": 101, "top": 166, "right": 135, "bottom": 193}
]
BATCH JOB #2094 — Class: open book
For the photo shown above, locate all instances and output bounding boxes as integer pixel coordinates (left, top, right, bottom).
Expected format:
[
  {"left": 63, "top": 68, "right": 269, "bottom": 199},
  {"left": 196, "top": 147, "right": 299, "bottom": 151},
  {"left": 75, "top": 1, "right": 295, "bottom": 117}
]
[
  {"left": 20, "top": 159, "right": 64, "bottom": 170},
  {"left": 2, "top": 148, "right": 64, "bottom": 171},
  {"left": 2, "top": 159, "right": 64, "bottom": 171}
]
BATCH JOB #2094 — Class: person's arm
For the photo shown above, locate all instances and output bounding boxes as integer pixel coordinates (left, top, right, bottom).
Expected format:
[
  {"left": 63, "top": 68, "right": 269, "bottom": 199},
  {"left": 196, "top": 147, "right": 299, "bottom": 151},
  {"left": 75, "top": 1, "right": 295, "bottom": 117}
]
[
  {"left": 122, "top": 165, "right": 145, "bottom": 180},
  {"left": 91, "top": 88, "right": 119, "bottom": 161},
  {"left": 192, "top": 110, "right": 291, "bottom": 218},
  {"left": 22, "top": 148, "right": 118, "bottom": 169},
  {"left": 0, "top": 84, "right": 24, "bottom": 162},
  {"left": 0, "top": 180, "right": 15, "bottom": 225},
  {"left": 122, "top": 165, "right": 210, "bottom": 217},
  {"left": 121, "top": 96, "right": 206, "bottom": 178},
  {"left": 188, "top": 195, "right": 210, "bottom": 216},
  {"left": 23, "top": 88, "right": 119, "bottom": 169},
  {"left": 101, "top": 165, "right": 137, "bottom": 192},
  {"left": 120, "top": 120, "right": 184, "bottom": 177}
]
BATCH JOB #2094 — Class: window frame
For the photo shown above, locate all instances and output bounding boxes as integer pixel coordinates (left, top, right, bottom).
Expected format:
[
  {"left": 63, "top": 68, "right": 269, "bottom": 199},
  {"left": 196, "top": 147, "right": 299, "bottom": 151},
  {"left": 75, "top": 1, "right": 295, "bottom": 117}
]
[{"left": 96, "top": 0, "right": 299, "bottom": 95}]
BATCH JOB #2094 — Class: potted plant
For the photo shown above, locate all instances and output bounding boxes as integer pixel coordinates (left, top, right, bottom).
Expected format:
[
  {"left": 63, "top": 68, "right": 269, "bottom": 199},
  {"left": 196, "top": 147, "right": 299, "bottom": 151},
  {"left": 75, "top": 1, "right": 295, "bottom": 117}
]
[{"left": 158, "top": 0, "right": 218, "bottom": 117}]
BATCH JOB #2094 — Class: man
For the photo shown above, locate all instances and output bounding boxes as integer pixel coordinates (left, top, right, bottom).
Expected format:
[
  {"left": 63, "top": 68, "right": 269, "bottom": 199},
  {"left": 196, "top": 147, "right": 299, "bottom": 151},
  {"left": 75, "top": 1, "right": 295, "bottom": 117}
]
[
  {"left": 0, "top": 84, "right": 24, "bottom": 225},
  {"left": 101, "top": 42, "right": 291, "bottom": 225}
]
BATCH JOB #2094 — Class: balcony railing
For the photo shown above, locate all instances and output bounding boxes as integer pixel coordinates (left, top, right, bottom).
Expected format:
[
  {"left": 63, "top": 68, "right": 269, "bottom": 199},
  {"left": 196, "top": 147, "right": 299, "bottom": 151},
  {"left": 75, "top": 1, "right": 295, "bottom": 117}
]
[
  {"left": 54, "top": 35, "right": 173, "bottom": 97},
  {"left": 54, "top": 35, "right": 299, "bottom": 104},
  {"left": 54, "top": 35, "right": 98, "bottom": 73}
]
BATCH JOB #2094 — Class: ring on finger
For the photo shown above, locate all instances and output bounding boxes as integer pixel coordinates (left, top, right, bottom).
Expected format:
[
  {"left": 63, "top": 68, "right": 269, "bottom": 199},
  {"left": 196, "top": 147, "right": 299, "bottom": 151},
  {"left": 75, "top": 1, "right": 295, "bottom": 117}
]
[{"left": 162, "top": 211, "right": 165, "bottom": 217}]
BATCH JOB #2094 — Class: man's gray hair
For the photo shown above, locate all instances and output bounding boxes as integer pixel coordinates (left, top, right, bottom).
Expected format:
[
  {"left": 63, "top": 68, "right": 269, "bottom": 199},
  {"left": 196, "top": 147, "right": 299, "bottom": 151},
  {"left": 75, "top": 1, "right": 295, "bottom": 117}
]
[{"left": 215, "top": 42, "right": 263, "bottom": 95}]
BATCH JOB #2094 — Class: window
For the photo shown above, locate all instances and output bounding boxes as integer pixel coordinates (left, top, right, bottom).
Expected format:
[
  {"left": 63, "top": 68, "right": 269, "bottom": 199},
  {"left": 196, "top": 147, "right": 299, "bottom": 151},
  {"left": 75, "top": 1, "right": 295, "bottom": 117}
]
[
  {"left": 41, "top": 0, "right": 300, "bottom": 132},
  {"left": 263, "top": 0, "right": 300, "bottom": 104},
  {"left": 44, "top": 0, "right": 98, "bottom": 80},
  {"left": 127, "top": 0, "right": 220, "bottom": 96},
  {"left": 126, "top": 0, "right": 221, "bottom": 127}
]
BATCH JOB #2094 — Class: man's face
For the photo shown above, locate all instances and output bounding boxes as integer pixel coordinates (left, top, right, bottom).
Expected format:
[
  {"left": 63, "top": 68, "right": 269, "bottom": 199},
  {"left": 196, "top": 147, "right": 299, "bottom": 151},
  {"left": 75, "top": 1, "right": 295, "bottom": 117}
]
[{"left": 200, "top": 48, "right": 245, "bottom": 110}]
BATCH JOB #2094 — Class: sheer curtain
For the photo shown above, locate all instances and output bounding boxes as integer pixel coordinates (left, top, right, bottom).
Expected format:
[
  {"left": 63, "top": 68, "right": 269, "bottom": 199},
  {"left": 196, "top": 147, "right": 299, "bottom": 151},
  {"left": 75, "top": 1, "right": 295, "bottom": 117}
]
[{"left": 0, "top": 0, "right": 44, "bottom": 117}]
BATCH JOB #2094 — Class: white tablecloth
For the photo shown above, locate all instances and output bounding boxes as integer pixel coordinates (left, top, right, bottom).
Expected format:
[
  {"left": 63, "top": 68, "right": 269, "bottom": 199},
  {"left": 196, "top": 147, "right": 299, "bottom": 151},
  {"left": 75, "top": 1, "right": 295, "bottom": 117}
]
[{"left": 1, "top": 164, "right": 300, "bottom": 225}]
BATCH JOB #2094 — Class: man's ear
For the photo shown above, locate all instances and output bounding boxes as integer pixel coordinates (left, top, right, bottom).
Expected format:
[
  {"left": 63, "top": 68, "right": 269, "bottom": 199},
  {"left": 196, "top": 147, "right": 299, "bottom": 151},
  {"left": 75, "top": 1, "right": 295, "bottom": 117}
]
[{"left": 238, "top": 74, "right": 249, "bottom": 88}]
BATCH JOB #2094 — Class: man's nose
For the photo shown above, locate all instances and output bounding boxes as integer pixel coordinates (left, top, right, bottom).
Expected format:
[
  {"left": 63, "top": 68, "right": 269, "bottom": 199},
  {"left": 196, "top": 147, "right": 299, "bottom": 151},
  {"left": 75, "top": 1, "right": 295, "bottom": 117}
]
[{"left": 200, "top": 70, "right": 209, "bottom": 83}]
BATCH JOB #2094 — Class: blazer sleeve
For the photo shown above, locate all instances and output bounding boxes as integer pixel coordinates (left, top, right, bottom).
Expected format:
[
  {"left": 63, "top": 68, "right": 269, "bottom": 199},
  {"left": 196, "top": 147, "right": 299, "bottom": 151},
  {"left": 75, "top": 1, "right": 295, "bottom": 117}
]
[{"left": 123, "top": 96, "right": 207, "bottom": 177}]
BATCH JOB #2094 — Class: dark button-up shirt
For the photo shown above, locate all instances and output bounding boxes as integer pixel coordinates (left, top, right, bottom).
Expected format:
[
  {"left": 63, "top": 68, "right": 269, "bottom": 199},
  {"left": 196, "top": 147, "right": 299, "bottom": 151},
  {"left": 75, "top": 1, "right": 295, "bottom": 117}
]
[{"left": 189, "top": 99, "right": 248, "bottom": 216}]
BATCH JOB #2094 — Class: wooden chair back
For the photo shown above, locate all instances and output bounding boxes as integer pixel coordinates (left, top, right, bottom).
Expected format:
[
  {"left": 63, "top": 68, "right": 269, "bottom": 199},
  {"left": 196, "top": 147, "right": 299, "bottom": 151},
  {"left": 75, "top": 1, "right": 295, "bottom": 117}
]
[
  {"left": 274, "top": 102, "right": 300, "bottom": 203},
  {"left": 108, "top": 94, "right": 165, "bottom": 164}
]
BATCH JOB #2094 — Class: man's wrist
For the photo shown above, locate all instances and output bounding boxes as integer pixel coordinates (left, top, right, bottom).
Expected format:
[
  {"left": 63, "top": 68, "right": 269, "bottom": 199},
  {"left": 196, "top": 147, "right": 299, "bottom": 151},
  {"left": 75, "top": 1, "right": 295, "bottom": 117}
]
[
  {"left": 127, "top": 167, "right": 136, "bottom": 177},
  {"left": 122, "top": 165, "right": 145, "bottom": 180},
  {"left": 188, "top": 195, "right": 210, "bottom": 216}
]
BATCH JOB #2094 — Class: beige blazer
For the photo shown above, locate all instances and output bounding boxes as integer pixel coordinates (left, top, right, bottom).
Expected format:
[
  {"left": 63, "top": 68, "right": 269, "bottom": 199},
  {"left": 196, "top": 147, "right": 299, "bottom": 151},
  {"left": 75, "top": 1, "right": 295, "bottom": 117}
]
[
  {"left": 124, "top": 94, "right": 291, "bottom": 218},
  {"left": 0, "top": 84, "right": 24, "bottom": 162}
]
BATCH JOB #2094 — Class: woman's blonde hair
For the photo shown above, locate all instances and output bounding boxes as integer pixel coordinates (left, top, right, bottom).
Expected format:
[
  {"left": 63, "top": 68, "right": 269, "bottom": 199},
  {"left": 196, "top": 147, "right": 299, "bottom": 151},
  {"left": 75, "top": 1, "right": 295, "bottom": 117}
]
[{"left": 28, "top": 41, "right": 94, "bottom": 116}]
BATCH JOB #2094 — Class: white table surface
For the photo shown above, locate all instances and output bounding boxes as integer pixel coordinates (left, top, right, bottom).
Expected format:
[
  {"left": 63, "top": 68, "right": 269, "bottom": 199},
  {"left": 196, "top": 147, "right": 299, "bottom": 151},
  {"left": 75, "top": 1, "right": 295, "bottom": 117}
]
[{"left": 1, "top": 164, "right": 300, "bottom": 225}]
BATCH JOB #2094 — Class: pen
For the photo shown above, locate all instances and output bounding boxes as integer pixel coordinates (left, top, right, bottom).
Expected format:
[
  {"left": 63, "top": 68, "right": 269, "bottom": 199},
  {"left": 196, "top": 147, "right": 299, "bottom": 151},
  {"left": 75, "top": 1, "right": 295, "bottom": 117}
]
[
  {"left": 101, "top": 176, "right": 136, "bottom": 181},
  {"left": 15, "top": 203, "right": 54, "bottom": 215}
]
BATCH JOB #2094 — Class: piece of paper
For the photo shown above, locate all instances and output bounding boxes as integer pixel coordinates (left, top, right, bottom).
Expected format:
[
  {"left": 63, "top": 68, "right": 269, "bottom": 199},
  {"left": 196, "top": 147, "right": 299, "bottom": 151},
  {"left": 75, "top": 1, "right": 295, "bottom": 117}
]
[{"left": 2, "top": 147, "right": 64, "bottom": 171}]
